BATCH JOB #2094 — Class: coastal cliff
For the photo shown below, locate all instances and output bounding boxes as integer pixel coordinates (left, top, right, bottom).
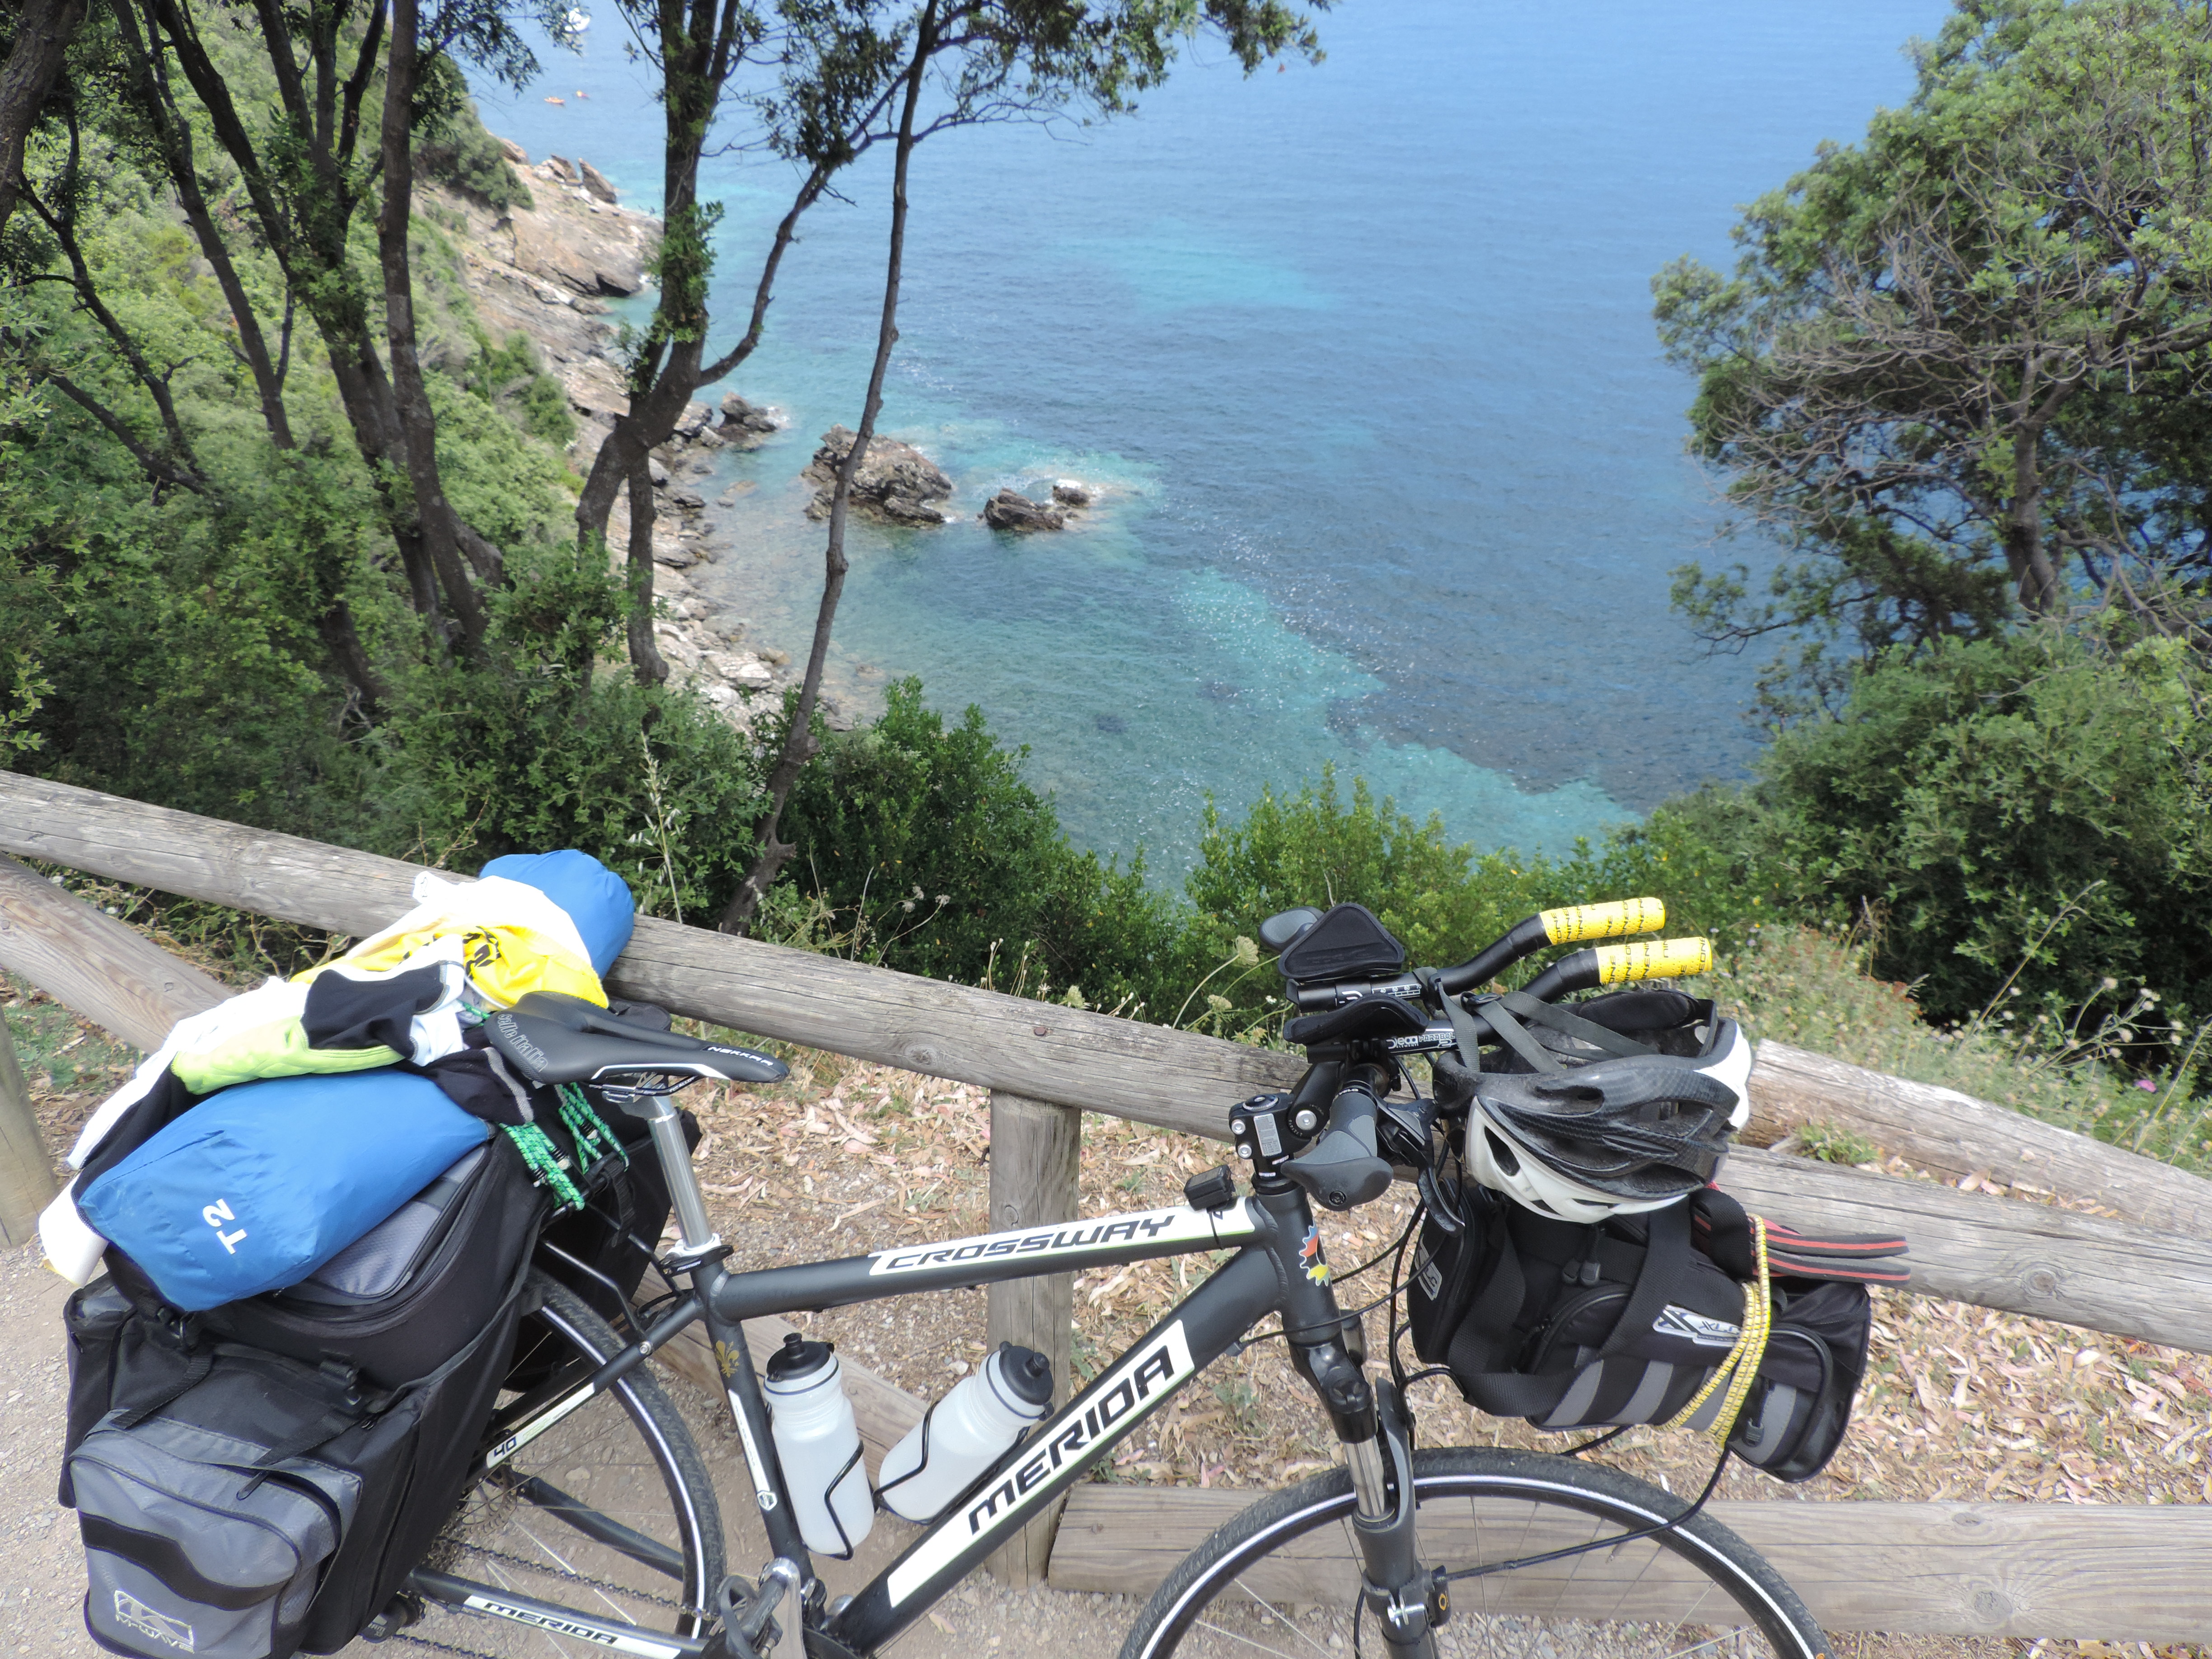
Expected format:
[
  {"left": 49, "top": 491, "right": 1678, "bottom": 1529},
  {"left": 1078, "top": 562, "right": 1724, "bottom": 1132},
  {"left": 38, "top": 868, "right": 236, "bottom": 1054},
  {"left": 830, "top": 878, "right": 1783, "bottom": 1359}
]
[{"left": 434, "top": 145, "right": 798, "bottom": 729}]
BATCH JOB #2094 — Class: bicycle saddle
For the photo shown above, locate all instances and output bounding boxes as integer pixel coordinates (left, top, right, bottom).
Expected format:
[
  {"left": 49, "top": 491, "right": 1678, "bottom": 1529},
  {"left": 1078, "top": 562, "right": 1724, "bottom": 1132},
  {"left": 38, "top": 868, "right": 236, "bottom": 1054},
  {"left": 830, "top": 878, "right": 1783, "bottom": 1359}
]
[{"left": 482, "top": 1001, "right": 788, "bottom": 1088}]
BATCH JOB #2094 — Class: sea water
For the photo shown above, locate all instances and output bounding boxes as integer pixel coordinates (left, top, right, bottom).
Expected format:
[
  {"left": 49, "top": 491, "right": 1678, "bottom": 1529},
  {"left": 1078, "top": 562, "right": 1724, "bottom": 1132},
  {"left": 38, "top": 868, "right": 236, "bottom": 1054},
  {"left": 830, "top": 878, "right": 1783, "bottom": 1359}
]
[{"left": 472, "top": 0, "right": 1943, "bottom": 873}]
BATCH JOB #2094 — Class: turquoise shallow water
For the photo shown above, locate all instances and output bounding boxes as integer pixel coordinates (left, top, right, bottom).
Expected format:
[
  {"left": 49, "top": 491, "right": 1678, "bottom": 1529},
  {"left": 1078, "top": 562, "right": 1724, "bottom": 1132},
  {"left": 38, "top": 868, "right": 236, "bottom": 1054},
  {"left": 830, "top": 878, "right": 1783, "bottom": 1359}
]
[{"left": 473, "top": 0, "right": 1944, "bottom": 873}]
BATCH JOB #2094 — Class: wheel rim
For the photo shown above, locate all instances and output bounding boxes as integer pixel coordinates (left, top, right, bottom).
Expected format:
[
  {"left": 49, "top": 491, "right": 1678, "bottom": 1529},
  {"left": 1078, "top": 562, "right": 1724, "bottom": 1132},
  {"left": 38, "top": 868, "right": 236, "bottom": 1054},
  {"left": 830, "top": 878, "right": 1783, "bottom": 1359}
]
[
  {"left": 408, "top": 1294, "right": 719, "bottom": 1657},
  {"left": 1147, "top": 1465, "right": 1817, "bottom": 1659}
]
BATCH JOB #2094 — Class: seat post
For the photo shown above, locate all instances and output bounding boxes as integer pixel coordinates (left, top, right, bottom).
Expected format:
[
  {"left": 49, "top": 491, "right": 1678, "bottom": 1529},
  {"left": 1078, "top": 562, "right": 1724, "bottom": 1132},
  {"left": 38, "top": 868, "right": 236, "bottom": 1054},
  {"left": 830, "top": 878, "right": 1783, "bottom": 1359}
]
[{"left": 639, "top": 1095, "right": 718, "bottom": 1255}]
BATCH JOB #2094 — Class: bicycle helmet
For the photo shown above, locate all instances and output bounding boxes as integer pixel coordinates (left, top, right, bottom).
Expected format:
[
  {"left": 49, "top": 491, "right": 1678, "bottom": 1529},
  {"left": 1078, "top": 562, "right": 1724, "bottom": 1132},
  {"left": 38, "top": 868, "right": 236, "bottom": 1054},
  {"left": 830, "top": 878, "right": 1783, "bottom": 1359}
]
[{"left": 1441, "top": 1017, "right": 1753, "bottom": 1224}]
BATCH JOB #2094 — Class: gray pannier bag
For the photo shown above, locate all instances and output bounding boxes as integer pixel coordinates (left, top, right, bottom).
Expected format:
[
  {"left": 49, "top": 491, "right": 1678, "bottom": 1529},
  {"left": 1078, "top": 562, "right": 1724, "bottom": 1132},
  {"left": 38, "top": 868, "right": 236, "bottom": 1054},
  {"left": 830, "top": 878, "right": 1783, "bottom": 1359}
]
[{"left": 67, "top": 1341, "right": 367, "bottom": 1659}]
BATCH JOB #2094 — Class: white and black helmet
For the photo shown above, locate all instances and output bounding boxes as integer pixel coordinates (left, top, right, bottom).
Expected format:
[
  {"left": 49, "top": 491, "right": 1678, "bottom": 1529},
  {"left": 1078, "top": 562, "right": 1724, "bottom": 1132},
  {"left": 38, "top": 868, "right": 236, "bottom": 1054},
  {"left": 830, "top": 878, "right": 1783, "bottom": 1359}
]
[{"left": 1439, "top": 1016, "right": 1753, "bottom": 1224}]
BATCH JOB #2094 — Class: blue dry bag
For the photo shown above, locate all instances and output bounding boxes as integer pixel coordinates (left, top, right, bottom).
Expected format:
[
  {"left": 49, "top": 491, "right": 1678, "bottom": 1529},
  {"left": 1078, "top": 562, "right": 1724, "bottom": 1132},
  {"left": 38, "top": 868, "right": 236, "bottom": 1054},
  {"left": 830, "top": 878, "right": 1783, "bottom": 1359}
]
[
  {"left": 76, "top": 1071, "right": 490, "bottom": 1312},
  {"left": 480, "top": 849, "right": 635, "bottom": 976}
]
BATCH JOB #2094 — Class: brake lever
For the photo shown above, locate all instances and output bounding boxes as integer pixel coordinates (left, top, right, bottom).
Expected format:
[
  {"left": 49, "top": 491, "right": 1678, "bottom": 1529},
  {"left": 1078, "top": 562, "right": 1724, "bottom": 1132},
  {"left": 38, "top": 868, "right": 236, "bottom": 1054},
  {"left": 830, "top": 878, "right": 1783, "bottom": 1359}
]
[{"left": 1281, "top": 1078, "right": 1394, "bottom": 1212}]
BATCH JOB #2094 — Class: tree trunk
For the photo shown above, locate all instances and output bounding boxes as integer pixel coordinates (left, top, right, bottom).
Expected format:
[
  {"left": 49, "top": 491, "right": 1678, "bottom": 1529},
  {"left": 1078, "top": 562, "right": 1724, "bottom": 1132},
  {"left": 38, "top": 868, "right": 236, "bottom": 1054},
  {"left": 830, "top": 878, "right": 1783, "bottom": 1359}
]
[
  {"left": 0, "top": 0, "right": 84, "bottom": 238},
  {"left": 112, "top": 0, "right": 293, "bottom": 448},
  {"left": 719, "top": 5, "right": 937, "bottom": 935},
  {"left": 2006, "top": 425, "right": 2062, "bottom": 615},
  {"left": 376, "top": 0, "right": 486, "bottom": 650},
  {"left": 625, "top": 455, "right": 668, "bottom": 685}
]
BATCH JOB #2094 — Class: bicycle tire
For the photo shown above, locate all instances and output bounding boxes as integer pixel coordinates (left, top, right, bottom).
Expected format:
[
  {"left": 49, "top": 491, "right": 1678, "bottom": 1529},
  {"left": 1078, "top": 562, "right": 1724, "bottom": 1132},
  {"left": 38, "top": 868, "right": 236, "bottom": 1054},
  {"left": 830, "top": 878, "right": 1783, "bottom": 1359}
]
[
  {"left": 1118, "top": 1446, "right": 1824, "bottom": 1659},
  {"left": 404, "top": 1270, "right": 727, "bottom": 1657}
]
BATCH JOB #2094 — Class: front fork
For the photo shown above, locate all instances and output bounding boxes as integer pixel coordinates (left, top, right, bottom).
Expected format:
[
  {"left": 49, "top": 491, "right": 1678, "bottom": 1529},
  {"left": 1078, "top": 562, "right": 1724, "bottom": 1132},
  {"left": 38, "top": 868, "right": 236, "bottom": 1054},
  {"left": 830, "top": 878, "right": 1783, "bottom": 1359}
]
[{"left": 1257, "top": 1179, "right": 1447, "bottom": 1654}]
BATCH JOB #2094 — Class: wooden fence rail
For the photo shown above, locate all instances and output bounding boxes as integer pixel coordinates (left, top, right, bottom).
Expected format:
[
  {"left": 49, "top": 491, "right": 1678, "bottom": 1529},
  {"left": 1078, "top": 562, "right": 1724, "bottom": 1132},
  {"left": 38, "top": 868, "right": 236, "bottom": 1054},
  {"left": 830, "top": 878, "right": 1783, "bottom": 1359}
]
[{"left": 9, "top": 774, "right": 2212, "bottom": 1632}]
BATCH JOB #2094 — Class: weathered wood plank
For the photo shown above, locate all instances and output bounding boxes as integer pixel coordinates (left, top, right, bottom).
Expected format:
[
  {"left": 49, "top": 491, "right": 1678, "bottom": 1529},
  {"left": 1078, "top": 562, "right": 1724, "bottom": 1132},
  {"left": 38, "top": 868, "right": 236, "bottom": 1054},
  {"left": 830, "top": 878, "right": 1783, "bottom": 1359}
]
[
  {"left": 1050, "top": 1485, "right": 2212, "bottom": 1639},
  {"left": 984, "top": 1091, "right": 1081, "bottom": 1586},
  {"left": 1721, "top": 1146, "right": 2212, "bottom": 1354},
  {"left": 13, "top": 777, "right": 2212, "bottom": 1352},
  {"left": 0, "top": 774, "right": 1303, "bottom": 1133},
  {"left": 0, "top": 1003, "right": 51, "bottom": 1247},
  {"left": 0, "top": 852, "right": 228, "bottom": 1050},
  {"left": 1747, "top": 1039, "right": 2212, "bottom": 1240}
]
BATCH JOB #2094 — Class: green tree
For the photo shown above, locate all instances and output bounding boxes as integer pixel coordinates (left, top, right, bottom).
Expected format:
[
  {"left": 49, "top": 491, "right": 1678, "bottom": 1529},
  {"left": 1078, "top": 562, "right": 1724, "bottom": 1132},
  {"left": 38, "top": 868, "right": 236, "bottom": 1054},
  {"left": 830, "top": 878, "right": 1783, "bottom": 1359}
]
[
  {"left": 1749, "top": 628, "right": 2212, "bottom": 1033},
  {"left": 719, "top": 0, "right": 1327, "bottom": 929},
  {"left": 1656, "top": 0, "right": 2212, "bottom": 713}
]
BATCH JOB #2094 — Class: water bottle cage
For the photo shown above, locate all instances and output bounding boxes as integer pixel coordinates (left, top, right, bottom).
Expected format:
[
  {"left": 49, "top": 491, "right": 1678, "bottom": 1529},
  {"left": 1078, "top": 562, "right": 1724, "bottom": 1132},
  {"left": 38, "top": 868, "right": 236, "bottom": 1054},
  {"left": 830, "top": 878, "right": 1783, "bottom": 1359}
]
[{"left": 815, "top": 1440, "right": 866, "bottom": 1561}]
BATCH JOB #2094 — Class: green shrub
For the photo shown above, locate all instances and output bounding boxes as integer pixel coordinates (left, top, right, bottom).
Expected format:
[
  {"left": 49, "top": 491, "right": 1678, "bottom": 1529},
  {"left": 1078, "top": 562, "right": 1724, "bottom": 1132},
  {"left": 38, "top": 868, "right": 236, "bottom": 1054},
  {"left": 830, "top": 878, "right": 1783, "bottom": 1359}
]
[
  {"left": 415, "top": 59, "right": 532, "bottom": 212},
  {"left": 1750, "top": 629, "right": 2212, "bottom": 1041},
  {"left": 777, "top": 680, "right": 1186, "bottom": 1014}
]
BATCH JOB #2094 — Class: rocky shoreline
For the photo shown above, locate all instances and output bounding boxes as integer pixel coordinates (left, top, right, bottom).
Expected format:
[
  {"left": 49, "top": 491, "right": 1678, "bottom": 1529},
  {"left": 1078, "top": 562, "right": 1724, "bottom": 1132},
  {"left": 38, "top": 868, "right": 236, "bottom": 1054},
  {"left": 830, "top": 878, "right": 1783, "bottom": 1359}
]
[
  {"left": 440, "top": 139, "right": 1102, "bottom": 735},
  {"left": 436, "top": 144, "right": 801, "bottom": 731}
]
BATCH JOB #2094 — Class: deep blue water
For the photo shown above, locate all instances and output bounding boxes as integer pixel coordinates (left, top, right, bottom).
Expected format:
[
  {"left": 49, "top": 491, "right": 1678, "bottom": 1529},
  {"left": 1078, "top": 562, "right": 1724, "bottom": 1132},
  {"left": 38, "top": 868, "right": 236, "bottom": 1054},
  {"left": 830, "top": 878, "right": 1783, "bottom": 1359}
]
[{"left": 473, "top": 0, "right": 1945, "bottom": 873}]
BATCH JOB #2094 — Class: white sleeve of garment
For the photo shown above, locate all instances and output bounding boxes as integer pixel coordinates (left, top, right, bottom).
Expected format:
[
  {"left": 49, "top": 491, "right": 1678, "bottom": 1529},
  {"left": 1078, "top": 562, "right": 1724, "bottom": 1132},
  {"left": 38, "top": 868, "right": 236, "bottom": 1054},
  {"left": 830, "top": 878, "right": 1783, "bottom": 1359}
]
[{"left": 40, "top": 1179, "right": 107, "bottom": 1286}]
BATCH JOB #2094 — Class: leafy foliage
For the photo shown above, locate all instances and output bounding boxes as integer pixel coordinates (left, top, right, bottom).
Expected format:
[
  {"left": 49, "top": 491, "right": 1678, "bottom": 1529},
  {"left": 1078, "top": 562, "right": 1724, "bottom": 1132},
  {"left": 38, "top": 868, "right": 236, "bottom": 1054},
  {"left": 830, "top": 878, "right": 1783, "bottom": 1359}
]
[
  {"left": 414, "top": 58, "right": 532, "bottom": 211},
  {"left": 1656, "top": 0, "right": 2212, "bottom": 713},
  {"left": 1750, "top": 628, "right": 2212, "bottom": 1037},
  {"left": 775, "top": 679, "right": 1186, "bottom": 1012}
]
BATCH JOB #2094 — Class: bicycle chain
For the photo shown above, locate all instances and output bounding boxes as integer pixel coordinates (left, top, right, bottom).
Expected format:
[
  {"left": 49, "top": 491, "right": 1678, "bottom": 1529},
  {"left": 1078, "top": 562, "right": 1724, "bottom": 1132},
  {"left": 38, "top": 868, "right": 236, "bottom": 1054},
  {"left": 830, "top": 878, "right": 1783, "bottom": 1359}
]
[
  {"left": 380, "top": 1537, "right": 708, "bottom": 1658},
  {"left": 443, "top": 1537, "right": 703, "bottom": 1615}
]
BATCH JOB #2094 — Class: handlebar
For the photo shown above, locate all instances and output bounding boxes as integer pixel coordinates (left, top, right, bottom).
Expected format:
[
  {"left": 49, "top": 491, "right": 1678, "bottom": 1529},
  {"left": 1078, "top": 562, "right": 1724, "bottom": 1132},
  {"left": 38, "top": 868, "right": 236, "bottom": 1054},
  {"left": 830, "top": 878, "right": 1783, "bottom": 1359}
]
[
  {"left": 1519, "top": 935, "right": 1714, "bottom": 1001},
  {"left": 1280, "top": 1062, "right": 1395, "bottom": 1212},
  {"left": 1432, "top": 896, "right": 1666, "bottom": 996}
]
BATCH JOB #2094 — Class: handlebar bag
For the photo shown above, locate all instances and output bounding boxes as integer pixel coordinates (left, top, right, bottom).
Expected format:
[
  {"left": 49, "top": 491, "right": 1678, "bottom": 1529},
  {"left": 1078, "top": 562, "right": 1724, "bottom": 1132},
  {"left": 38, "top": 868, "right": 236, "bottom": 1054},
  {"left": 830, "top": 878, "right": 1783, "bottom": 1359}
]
[{"left": 1406, "top": 1181, "right": 1896, "bottom": 1482}]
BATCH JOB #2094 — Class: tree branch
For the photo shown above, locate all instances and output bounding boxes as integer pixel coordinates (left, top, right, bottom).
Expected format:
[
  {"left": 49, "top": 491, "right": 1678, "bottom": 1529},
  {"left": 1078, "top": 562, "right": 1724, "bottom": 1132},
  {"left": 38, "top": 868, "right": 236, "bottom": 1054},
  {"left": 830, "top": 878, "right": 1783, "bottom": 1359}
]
[{"left": 722, "top": 0, "right": 938, "bottom": 933}]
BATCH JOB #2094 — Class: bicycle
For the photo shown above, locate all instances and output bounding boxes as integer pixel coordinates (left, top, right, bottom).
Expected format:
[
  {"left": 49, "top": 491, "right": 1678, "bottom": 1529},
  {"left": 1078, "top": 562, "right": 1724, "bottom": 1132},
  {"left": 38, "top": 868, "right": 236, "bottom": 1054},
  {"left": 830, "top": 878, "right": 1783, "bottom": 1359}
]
[{"left": 381, "top": 900, "right": 1826, "bottom": 1659}]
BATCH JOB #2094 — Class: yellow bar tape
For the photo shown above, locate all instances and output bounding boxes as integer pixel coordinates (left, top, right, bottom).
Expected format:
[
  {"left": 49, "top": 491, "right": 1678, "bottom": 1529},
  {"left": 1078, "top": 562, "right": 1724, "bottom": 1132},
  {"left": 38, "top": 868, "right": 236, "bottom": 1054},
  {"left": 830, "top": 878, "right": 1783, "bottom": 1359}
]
[
  {"left": 1538, "top": 897, "right": 1665, "bottom": 944},
  {"left": 1592, "top": 936, "right": 1713, "bottom": 985},
  {"left": 1665, "top": 1215, "right": 1773, "bottom": 1446}
]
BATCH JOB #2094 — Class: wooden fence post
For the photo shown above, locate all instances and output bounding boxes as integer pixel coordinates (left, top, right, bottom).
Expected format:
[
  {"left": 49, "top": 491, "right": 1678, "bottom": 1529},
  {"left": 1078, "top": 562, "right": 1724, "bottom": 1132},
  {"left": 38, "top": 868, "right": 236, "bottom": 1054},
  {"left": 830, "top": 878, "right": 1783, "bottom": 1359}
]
[
  {"left": 0, "top": 1000, "right": 54, "bottom": 1247},
  {"left": 984, "top": 1090, "right": 1081, "bottom": 1587}
]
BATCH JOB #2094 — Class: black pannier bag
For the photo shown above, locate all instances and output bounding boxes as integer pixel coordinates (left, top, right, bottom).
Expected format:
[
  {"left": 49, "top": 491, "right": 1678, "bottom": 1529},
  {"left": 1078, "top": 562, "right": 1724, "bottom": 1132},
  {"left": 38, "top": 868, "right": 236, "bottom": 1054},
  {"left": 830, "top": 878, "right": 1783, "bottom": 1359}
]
[
  {"left": 194, "top": 1135, "right": 549, "bottom": 1390},
  {"left": 62, "top": 1263, "right": 534, "bottom": 1659},
  {"left": 61, "top": 1131, "right": 552, "bottom": 1657},
  {"left": 1406, "top": 1180, "right": 1904, "bottom": 1482}
]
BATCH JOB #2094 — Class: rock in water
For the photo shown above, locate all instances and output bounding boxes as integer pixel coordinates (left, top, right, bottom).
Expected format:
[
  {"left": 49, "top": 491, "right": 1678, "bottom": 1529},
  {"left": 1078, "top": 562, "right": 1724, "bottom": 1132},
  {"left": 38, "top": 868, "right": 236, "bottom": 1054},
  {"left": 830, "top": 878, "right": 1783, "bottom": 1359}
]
[
  {"left": 579, "top": 160, "right": 618, "bottom": 203},
  {"left": 1051, "top": 479, "right": 1092, "bottom": 507},
  {"left": 719, "top": 392, "right": 781, "bottom": 450},
  {"left": 981, "top": 488, "right": 1065, "bottom": 533},
  {"left": 801, "top": 426, "right": 953, "bottom": 525}
]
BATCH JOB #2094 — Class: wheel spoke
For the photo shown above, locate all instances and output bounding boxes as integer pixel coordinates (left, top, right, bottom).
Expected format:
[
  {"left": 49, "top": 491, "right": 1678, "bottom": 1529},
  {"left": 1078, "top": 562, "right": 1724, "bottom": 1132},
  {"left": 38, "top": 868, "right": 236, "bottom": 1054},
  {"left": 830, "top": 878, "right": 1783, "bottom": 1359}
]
[
  {"left": 412, "top": 1272, "right": 723, "bottom": 1659},
  {"left": 1120, "top": 1449, "right": 1822, "bottom": 1659}
]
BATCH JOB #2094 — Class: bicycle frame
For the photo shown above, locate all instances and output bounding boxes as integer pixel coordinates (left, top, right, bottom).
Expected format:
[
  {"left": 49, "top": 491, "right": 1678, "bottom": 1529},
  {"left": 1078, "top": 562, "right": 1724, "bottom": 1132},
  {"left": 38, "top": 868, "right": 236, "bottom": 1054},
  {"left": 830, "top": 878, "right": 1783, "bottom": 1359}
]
[{"left": 412, "top": 1095, "right": 1406, "bottom": 1659}]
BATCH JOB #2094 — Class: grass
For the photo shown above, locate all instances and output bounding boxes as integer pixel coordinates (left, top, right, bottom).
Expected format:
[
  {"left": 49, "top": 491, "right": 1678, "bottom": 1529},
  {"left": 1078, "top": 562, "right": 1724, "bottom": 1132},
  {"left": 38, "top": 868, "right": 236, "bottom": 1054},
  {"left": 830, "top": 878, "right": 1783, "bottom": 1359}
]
[
  {"left": 1708, "top": 924, "right": 2212, "bottom": 1174},
  {"left": 3, "top": 972, "right": 138, "bottom": 1094}
]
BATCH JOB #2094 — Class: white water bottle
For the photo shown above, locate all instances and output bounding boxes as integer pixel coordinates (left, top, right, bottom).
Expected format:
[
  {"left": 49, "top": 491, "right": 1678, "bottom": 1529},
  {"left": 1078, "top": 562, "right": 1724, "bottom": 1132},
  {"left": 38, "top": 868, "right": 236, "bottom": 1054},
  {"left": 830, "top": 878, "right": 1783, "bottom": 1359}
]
[
  {"left": 876, "top": 1343, "right": 1054, "bottom": 1522},
  {"left": 763, "top": 1333, "right": 874, "bottom": 1558}
]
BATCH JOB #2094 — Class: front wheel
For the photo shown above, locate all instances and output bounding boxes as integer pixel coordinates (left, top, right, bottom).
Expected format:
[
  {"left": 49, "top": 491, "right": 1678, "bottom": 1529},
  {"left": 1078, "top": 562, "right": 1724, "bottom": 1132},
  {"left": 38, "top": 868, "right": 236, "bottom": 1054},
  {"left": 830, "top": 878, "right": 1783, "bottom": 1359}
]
[{"left": 1119, "top": 1446, "right": 1824, "bottom": 1659}]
